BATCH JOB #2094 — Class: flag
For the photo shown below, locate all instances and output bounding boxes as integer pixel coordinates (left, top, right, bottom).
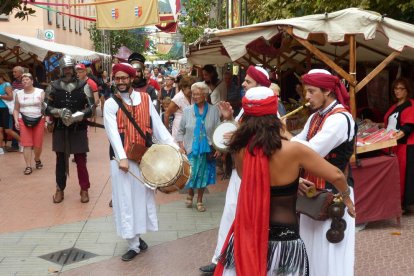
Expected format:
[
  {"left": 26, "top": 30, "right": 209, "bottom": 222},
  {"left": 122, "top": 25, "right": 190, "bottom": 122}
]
[
  {"left": 155, "top": 21, "right": 178, "bottom": 33},
  {"left": 96, "top": 0, "right": 159, "bottom": 30}
]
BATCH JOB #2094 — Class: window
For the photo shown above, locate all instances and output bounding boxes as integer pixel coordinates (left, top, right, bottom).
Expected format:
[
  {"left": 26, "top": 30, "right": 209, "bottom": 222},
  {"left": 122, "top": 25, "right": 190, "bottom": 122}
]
[
  {"left": 62, "top": 14, "right": 66, "bottom": 29},
  {"left": 47, "top": 0, "right": 52, "bottom": 24}
]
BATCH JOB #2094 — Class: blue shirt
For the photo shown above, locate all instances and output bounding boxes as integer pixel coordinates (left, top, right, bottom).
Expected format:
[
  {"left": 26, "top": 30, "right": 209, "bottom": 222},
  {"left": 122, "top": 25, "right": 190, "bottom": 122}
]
[{"left": 0, "top": 82, "right": 11, "bottom": 108}]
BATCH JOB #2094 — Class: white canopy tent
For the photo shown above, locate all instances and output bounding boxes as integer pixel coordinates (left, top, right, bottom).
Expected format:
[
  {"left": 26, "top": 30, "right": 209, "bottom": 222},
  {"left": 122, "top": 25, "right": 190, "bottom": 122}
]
[
  {"left": 187, "top": 8, "right": 414, "bottom": 117},
  {"left": 188, "top": 8, "right": 414, "bottom": 67},
  {"left": 0, "top": 32, "right": 110, "bottom": 64}
]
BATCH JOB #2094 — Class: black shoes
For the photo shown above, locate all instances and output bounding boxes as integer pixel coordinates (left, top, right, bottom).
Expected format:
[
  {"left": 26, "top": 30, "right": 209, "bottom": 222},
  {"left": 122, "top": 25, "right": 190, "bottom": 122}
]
[
  {"left": 121, "top": 250, "right": 139, "bottom": 261},
  {"left": 121, "top": 238, "right": 148, "bottom": 261},
  {"left": 139, "top": 238, "right": 148, "bottom": 251},
  {"left": 199, "top": 263, "right": 216, "bottom": 273}
]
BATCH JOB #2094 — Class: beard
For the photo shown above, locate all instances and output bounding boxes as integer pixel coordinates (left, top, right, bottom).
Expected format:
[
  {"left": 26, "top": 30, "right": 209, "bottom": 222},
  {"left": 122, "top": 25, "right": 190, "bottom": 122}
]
[
  {"left": 116, "top": 83, "right": 130, "bottom": 93},
  {"left": 131, "top": 77, "right": 147, "bottom": 88}
]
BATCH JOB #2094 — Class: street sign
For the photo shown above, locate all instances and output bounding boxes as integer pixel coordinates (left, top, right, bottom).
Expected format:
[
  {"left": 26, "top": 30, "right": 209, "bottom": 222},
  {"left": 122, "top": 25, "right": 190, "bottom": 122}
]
[{"left": 44, "top": 30, "right": 55, "bottom": 41}]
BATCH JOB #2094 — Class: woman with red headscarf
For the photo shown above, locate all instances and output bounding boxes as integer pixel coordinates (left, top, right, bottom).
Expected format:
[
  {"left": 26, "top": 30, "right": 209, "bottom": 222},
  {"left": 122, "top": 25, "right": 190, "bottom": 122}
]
[{"left": 215, "top": 87, "right": 355, "bottom": 276}]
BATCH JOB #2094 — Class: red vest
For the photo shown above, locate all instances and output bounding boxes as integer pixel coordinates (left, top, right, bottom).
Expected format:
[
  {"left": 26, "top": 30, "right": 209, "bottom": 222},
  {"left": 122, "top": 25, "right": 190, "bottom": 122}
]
[{"left": 116, "top": 92, "right": 152, "bottom": 153}]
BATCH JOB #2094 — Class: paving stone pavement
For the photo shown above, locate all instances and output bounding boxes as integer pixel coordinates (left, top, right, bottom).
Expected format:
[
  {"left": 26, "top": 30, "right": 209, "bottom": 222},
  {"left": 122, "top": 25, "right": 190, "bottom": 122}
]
[
  {"left": 0, "top": 193, "right": 226, "bottom": 275},
  {"left": 1, "top": 118, "right": 414, "bottom": 275}
]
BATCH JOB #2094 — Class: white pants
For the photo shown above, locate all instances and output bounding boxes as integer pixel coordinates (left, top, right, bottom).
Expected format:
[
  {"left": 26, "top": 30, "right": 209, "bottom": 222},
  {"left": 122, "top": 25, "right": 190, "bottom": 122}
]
[
  {"left": 212, "top": 169, "right": 241, "bottom": 263},
  {"left": 126, "top": 234, "right": 141, "bottom": 253}
]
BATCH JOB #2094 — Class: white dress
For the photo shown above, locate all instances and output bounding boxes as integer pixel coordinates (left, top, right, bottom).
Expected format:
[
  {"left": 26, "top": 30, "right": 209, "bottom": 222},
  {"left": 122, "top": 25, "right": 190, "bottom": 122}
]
[
  {"left": 104, "top": 92, "right": 177, "bottom": 239},
  {"left": 171, "top": 91, "right": 191, "bottom": 141}
]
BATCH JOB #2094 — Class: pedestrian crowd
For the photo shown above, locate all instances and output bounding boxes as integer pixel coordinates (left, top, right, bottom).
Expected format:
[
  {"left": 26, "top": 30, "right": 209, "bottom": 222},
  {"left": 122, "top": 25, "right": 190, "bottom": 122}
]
[{"left": 3, "top": 51, "right": 413, "bottom": 276}]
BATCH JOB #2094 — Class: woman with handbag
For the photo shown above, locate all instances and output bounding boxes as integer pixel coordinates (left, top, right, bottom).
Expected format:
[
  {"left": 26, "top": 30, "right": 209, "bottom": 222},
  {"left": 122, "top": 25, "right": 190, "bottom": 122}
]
[
  {"left": 13, "top": 73, "right": 45, "bottom": 175},
  {"left": 176, "top": 82, "right": 221, "bottom": 212},
  {"left": 214, "top": 87, "right": 355, "bottom": 276}
]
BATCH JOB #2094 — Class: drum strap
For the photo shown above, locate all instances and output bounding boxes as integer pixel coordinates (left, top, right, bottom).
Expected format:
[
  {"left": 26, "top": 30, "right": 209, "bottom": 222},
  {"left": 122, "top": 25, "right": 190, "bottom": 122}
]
[{"left": 112, "top": 95, "right": 153, "bottom": 147}]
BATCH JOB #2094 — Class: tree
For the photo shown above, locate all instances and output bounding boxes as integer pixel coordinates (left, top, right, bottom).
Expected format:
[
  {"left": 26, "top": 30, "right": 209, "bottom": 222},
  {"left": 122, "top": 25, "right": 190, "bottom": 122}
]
[
  {"left": 179, "top": 0, "right": 226, "bottom": 43},
  {"left": 0, "top": 0, "right": 36, "bottom": 20},
  {"left": 246, "top": 0, "right": 414, "bottom": 24},
  {"left": 88, "top": 23, "right": 148, "bottom": 55}
]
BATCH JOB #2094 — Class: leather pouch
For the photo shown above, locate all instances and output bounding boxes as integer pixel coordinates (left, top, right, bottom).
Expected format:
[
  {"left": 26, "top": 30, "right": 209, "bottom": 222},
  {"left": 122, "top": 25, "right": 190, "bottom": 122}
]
[
  {"left": 296, "top": 190, "right": 334, "bottom": 221},
  {"left": 126, "top": 143, "right": 149, "bottom": 164}
]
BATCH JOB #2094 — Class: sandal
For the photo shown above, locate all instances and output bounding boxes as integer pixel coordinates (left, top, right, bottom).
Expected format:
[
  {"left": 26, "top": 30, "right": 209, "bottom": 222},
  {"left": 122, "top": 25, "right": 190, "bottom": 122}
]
[
  {"left": 24, "top": 167, "right": 32, "bottom": 175},
  {"left": 185, "top": 196, "right": 193, "bottom": 208},
  {"left": 196, "top": 202, "right": 206, "bottom": 212},
  {"left": 35, "top": 159, "right": 43, "bottom": 169}
]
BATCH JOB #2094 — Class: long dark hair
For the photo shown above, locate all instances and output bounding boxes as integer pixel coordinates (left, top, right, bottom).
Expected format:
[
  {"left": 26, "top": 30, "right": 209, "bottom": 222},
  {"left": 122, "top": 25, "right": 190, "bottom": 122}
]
[
  {"left": 202, "top": 64, "right": 219, "bottom": 85},
  {"left": 228, "top": 114, "right": 285, "bottom": 157}
]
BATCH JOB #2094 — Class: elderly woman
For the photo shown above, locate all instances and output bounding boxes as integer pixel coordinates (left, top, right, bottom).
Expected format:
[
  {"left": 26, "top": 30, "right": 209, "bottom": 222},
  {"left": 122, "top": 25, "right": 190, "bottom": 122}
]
[
  {"left": 13, "top": 73, "right": 45, "bottom": 175},
  {"left": 0, "top": 71, "right": 20, "bottom": 154},
  {"left": 164, "top": 76, "right": 195, "bottom": 141},
  {"left": 177, "top": 82, "right": 221, "bottom": 212}
]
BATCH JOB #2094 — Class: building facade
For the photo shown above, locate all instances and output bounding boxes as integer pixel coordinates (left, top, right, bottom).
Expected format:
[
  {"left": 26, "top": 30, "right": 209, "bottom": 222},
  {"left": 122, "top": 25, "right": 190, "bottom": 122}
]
[{"left": 0, "top": 3, "right": 94, "bottom": 49}]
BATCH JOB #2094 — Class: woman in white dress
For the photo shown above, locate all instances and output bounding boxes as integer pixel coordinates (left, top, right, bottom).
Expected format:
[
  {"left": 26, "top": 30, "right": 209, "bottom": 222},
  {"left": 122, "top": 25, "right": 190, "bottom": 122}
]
[{"left": 164, "top": 76, "right": 195, "bottom": 141}]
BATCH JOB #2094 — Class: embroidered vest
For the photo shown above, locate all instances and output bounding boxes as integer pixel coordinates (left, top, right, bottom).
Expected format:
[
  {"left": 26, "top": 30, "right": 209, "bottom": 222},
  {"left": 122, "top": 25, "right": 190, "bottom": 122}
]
[
  {"left": 303, "top": 107, "right": 355, "bottom": 190},
  {"left": 116, "top": 92, "right": 152, "bottom": 154}
]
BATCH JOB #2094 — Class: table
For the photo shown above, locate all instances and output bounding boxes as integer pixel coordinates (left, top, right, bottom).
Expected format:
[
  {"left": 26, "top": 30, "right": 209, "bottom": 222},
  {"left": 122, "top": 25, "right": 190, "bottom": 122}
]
[{"left": 351, "top": 155, "right": 402, "bottom": 224}]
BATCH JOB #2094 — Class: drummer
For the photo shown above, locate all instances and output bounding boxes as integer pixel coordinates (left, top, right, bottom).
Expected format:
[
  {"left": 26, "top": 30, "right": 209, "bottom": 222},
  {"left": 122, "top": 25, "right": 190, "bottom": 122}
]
[
  {"left": 199, "top": 65, "right": 272, "bottom": 274},
  {"left": 103, "top": 63, "right": 179, "bottom": 262}
]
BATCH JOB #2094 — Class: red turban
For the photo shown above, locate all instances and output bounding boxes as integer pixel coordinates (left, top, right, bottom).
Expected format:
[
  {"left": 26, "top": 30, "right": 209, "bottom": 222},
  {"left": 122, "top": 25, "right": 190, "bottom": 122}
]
[
  {"left": 246, "top": 66, "right": 271, "bottom": 88},
  {"left": 302, "top": 71, "right": 350, "bottom": 110},
  {"left": 242, "top": 86, "right": 278, "bottom": 116},
  {"left": 112, "top": 63, "right": 136, "bottom": 78}
]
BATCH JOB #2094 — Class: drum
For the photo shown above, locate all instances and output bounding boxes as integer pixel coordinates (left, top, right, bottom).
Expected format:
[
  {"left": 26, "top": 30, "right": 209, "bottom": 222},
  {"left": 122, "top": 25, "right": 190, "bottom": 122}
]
[
  {"left": 140, "top": 144, "right": 191, "bottom": 194},
  {"left": 212, "top": 122, "right": 238, "bottom": 152}
]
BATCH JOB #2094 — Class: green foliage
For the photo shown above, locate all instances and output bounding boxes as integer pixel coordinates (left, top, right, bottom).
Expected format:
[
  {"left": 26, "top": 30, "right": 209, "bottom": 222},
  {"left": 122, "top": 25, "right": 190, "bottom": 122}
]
[
  {"left": 246, "top": 0, "right": 414, "bottom": 24},
  {"left": 179, "top": 0, "right": 226, "bottom": 43},
  {"left": 0, "top": 0, "right": 36, "bottom": 20},
  {"left": 88, "top": 23, "right": 148, "bottom": 55}
]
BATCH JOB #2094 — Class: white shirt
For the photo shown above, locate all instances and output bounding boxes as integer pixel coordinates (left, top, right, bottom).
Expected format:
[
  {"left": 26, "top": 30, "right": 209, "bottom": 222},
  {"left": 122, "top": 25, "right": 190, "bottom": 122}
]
[
  {"left": 291, "top": 101, "right": 355, "bottom": 157},
  {"left": 104, "top": 91, "right": 178, "bottom": 160}
]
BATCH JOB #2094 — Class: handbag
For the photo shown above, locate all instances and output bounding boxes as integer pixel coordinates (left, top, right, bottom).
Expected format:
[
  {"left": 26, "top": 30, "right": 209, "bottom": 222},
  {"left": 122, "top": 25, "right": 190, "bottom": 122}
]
[
  {"left": 112, "top": 95, "right": 153, "bottom": 163},
  {"left": 296, "top": 189, "right": 334, "bottom": 221},
  {"left": 21, "top": 113, "right": 42, "bottom": 127}
]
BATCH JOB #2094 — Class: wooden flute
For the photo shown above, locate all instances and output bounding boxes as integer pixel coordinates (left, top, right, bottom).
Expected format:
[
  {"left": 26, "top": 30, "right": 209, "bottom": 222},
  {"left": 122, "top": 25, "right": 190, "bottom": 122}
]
[{"left": 281, "top": 102, "right": 310, "bottom": 120}]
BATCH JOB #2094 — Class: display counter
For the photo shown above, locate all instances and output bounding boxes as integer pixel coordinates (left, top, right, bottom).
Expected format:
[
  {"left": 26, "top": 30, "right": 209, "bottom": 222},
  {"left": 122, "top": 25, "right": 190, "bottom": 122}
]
[{"left": 351, "top": 155, "right": 402, "bottom": 224}]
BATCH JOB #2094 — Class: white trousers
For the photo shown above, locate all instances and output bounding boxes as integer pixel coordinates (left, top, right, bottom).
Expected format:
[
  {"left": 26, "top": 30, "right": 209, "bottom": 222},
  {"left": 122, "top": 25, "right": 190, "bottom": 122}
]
[
  {"left": 126, "top": 234, "right": 141, "bottom": 253},
  {"left": 212, "top": 169, "right": 241, "bottom": 263}
]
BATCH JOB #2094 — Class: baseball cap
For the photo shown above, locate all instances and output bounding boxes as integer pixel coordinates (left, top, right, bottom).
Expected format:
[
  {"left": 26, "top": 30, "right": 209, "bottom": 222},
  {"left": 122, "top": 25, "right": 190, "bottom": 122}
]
[{"left": 75, "top": 64, "right": 86, "bottom": 70}]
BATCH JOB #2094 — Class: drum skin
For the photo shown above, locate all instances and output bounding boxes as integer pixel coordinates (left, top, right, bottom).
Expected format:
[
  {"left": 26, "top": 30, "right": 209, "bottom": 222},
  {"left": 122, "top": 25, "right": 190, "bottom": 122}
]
[
  {"left": 212, "top": 122, "right": 237, "bottom": 152},
  {"left": 140, "top": 144, "right": 191, "bottom": 194}
]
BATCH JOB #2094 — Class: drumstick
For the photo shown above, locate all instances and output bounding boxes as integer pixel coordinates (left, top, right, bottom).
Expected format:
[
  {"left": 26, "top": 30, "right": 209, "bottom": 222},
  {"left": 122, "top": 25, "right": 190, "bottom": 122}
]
[
  {"left": 281, "top": 102, "right": 310, "bottom": 120},
  {"left": 112, "top": 157, "right": 155, "bottom": 190}
]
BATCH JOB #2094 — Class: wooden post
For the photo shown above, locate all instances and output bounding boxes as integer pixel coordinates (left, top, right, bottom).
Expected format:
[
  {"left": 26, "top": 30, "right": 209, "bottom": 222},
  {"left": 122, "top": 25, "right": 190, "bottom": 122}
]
[{"left": 349, "top": 35, "right": 357, "bottom": 119}]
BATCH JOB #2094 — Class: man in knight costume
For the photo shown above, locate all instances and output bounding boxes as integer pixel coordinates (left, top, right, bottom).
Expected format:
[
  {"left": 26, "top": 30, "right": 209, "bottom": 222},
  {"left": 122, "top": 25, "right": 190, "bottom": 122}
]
[{"left": 44, "top": 55, "right": 95, "bottom": 204}]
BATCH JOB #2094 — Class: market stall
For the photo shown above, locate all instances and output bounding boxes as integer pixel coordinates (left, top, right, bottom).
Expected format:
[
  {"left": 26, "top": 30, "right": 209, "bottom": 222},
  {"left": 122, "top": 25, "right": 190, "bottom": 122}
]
[
  {"left": 0, "top": 32, "right": 110, "bottom": 80},
  {"left": 187, "top": 8, "right": 414, "bottom": 223}
]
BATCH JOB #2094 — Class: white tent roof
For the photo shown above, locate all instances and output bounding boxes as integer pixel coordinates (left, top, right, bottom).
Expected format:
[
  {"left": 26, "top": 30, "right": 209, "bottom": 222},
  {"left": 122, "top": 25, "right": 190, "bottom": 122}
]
[
  {"left": 188, "top": 8, "right": 414, "bottom": 67},
  {"left": 0, "top": 32, "right": 110, "bottom": 63}
]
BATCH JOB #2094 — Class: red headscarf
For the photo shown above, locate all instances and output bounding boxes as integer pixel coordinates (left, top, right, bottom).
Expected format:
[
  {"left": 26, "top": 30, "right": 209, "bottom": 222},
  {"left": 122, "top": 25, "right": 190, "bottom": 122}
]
[
  {"left": 246, "top": 66, "right": 271, "bottom": 88},
  {"left": 112, "top": 63, "right": 136, "bottom": 78},
  {"left": 215, "top": 88, "right": 275, "bottom": 276},
  {"left": 302, "top": 70, "right": 350, "bottom": 111}
]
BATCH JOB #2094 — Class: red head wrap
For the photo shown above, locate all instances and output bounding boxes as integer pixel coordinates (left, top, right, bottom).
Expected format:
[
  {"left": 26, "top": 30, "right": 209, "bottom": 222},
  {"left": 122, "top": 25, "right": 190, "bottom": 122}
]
[
  {"left": 301, "top": 71, "right": 350, "bottom": 110},
  {"left": 242, "top": 86, "right": 278, "bottom": 116},
  {"left": 112, "top": 63, "right": 136, "bottom": 78},
  {"left": 246, "top": 66, "right": 271, "bottom": 88}
]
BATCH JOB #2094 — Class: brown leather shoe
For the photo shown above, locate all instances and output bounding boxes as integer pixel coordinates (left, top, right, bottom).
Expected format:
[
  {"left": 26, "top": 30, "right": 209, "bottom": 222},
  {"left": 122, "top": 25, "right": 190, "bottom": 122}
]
[
  {"left": 80, "top": 190, "right": 89, "bottom": 203},
  {"left": 53, "top": 189, "right": 64, "bottom": 204}
]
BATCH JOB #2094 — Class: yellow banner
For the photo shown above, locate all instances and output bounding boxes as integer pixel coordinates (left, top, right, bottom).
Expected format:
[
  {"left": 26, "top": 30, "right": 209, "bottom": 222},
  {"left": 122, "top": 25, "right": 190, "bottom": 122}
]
[{"left": 96, "top": 0, "right": 160, "bottom": 30}]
